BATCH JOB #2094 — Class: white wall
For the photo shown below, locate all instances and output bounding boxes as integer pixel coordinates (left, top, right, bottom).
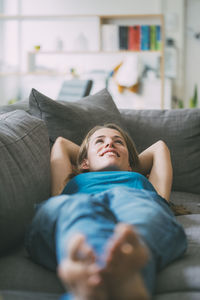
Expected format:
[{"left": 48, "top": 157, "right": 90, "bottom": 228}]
[
  {"left": 185, "top": 0, "right": 200, "bottom": 107},
  {"left": 0, "top": 1, "right": 4, "bottom": 62},
  {"left": 20, "top": 0, "right": 161, "bottom": 15},
  {"left": 1, "top": 0, "right": 18, "bottom": 14},
  {"left": 160, "top": 0, "right": 186, "bottom": 106}
]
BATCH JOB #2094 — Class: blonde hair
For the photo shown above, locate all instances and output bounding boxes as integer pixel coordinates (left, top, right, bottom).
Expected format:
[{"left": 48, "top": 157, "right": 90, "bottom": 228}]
[{"left": 70, "top": 123, "right": 138, "bottom": 178}]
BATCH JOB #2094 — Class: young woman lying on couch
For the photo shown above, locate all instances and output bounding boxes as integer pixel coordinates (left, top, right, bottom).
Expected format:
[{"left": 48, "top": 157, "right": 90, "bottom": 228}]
[{"left": 25, "top": 123, "right": 187, "bottom": 300}]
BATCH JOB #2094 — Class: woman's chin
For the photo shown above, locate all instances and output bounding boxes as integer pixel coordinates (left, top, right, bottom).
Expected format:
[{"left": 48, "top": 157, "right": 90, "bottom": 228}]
[{"left": 97, "top": 164, "right": 122, "bottom": 171}]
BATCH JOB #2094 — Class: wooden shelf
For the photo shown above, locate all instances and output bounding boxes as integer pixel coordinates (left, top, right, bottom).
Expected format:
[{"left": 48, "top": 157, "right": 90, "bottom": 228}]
[
  {"left": 0, "top": 14, "right": 162, "bottom": 20},
  {"left": 28, "top": 50, "right": 162, "bottom": 55},
  {"left": 0, "top": 14, "right": 100, "bottom": 20}
]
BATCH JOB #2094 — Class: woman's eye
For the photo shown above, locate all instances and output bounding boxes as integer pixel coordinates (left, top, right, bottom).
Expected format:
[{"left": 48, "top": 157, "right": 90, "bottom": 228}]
[
  {"left": 115, "top": 140, "right": 123, "bottom": 144},
  {"left": 95, "top": 139, "right": 103, "bottom": 144}
]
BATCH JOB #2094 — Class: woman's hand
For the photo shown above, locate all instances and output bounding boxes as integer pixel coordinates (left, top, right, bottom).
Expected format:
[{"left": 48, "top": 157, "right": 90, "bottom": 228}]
[
  {"left": 50, "top": 137, "right": 80, "bottom": 196},
  {"left": 137, "top": 140, "right": 173, "bottom": 202}
]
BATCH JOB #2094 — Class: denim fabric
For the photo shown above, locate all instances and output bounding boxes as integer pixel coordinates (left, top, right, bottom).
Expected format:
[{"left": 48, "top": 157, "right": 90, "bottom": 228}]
[{"left": 25, "top": 187, "right": 187, "bottom": 300}]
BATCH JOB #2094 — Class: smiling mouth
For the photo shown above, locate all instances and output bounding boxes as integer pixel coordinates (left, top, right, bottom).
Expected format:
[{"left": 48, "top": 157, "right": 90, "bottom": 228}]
[{"left": 101, "top": 150, "right": 120, "bottom": 157}]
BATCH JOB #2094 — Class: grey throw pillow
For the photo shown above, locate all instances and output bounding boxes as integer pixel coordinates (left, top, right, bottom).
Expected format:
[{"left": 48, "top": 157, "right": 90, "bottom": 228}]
[
  {"left": 0, "top": 110, "right": 51, "bottom": 255},
  {"left": 0, "top": 100, "right": 29, "bottom": 115},
  {"left": 121, "top": 108, "right": 200, "bottom": 194},
  {"left": 29, "top": 88, "right": 123, "bottom": 145}
]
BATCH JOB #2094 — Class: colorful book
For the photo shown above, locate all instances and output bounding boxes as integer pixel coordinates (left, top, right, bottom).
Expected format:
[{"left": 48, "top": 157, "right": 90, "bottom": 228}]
[
  {"left": 128, "top": 25, "right": 140, "bottom": 51},
  {"left": 150, "top": 25, "right": 156, "bottom": 50},
  {"left": 155, "top": 25, "right": 161, "bottom": 50},
  {"left": 141, "top": 25, "right": 150, "bottom": 50},
  {"left": 119, "top": 26, "right": 128, "bottom": 50}
]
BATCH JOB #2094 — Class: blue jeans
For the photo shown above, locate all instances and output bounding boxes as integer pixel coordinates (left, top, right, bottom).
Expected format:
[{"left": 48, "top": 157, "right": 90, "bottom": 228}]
[{"left": 25, "top": 187, "right": 187, "bottom": 300}]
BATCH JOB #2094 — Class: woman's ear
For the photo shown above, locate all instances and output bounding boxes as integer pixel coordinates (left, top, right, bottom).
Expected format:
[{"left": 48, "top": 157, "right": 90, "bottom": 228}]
[{"left": 81, "top": 159, "right": 89, "bottom": 170}]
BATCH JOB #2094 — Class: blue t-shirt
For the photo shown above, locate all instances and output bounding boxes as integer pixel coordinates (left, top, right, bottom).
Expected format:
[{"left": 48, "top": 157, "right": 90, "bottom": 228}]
[{"left": 61, "top": 171, "right": 156, "bottom": 195}]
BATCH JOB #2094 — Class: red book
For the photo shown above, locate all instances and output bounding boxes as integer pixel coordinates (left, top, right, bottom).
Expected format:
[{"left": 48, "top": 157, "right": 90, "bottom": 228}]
[{"left": 128, "top": 26, "right": 140, "bottom": 51}]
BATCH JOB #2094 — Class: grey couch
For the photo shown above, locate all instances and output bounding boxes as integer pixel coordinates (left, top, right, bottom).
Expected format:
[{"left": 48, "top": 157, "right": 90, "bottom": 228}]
[{"left": 0, "top": 88, "right": 200, "bottom": 300}]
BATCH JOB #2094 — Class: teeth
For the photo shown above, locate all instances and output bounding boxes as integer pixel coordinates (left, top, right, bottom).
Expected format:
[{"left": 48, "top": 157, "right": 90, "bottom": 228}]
[{"left": 103, "top": 151, "right": 117, "bottom": 156}]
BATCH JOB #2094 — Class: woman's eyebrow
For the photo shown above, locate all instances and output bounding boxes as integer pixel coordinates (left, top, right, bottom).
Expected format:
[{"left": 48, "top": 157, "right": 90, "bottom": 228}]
[
  {"left": 93, "top": 135, "right": 123, "bottom": 140},
  {"left": 113, "top": 135, "right": 123, "bottom": 140},
  {"left": 89, "top": 135, "right": 104, "bottom": 143},
  {"left": 94, "top": 135, "right": 105, "bottom": 139}
]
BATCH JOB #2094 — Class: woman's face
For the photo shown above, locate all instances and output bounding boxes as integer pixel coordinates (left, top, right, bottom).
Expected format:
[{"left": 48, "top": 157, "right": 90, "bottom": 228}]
[{"left": 82, "top": 128, "right": 132, "bottom": 172}]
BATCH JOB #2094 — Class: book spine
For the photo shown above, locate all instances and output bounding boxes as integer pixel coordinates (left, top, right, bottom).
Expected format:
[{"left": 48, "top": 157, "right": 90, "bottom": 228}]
[
  {"left": 141, "top": 25, "right": 150, "bottom": 50},
  {"left": 119, "top": 26, "right": 128, "bottom": 50},
  {"left": 101, "top": 24, "right": 119, "bottom": 51},
  {"left": 155, "top": 25, "right": 161, "bottom": 51},
  {"left": 128, "top": 25, "right": 140, "bottom": 51},
  {"left": 150, "top": 25, "right": 156, "bottom": 50},
  {"left": 128, "top": 26, "right": 134, "bottom": 50}
]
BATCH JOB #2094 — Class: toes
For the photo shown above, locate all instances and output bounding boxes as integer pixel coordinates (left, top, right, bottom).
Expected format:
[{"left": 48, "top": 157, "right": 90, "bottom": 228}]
[
  {"left": 115, "top": 223, "right": 140, "bottom": 247},
  {"left": 68, "top": 233, "right": 85, "bottom": 261},
  {"left": 106, "top": 224, "right": 137, "bottom": 261},
  {"left": 68, "top": 234, "right": 96, "bottom": 263},
  {"left": 87, "top": 273, "right": 102, "bottom": 286},
  {"left": 115, "top": 223, "right": 149, "bottom": 263},
  {"left": 105, "top": 223, "right": 149, "bottom": 270},
  {"left": 77, "top": 244, "right": 96, "bottom": 264},
  {"left": 58, "top": 257, "right": 101, "bottom": 288},
  {"left": 58, "top": 234, "right": 107, "bottom": 300},
  {"left": 120, "top": 242, "right": 134, "bottom": 255}
]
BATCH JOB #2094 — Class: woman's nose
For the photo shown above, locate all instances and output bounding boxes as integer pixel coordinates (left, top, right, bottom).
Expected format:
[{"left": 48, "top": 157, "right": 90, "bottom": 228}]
[{"left": 105, "top": 139, "right": 114, "bottom": 147}]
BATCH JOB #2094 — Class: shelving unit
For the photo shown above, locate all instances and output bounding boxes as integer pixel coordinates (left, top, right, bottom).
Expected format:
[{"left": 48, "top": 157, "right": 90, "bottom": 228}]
[
  {"left": 99, "top": 14, "right": 165, "bottom": 108},
  {"left": 0, "top": 13, "right": 165, "bottom": 108}
]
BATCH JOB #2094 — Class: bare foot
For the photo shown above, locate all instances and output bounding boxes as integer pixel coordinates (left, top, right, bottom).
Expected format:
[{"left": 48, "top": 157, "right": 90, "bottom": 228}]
[
  {"left": 103, "top": 223, "right": 150, "bottom": 300},
  {"left": 57, "top": 234, "right": 108, "bottom": 300}
]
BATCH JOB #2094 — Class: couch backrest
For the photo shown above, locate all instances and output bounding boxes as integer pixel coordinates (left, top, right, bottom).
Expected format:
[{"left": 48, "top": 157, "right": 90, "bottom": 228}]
[
  {"left": 120, "top": 108, "right": 200, "bottom": 194},
  {"left": 1, "top": 98, "right": 200, "bottom": 195},
  {"left": 0, "top": 110, "right": 51, "bottom": 255}
]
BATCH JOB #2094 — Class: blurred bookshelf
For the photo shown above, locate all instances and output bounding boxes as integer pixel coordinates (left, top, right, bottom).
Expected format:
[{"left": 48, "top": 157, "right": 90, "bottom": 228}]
[{"left": 0, "top": 13, "right": 165, "bottom": 108}]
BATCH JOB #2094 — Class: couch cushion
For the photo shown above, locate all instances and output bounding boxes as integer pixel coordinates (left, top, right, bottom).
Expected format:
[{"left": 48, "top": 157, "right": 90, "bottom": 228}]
[
  {"left": 0, "top": 291, "right": 61, "bottom": 300},
  {"left": 120, "top": 108, "right": 200, "bottom": 194},
  {"left": 0, "top": 110, "right": 51, "bottom": 255},
  {"left": 29, "top": 88, "right": 123, "bottom": 146},
  {"left": 0, "top": 245, "right": 64, "bottom": 294},
  {"left": 170, "top": 191, "right": 200, "bottom": 214},
  {"left": 154, "top": 292, "right": 200, "bottom": 300},
  {"left": 155, "top": 214, "right": 200, "bottom": 295}
]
